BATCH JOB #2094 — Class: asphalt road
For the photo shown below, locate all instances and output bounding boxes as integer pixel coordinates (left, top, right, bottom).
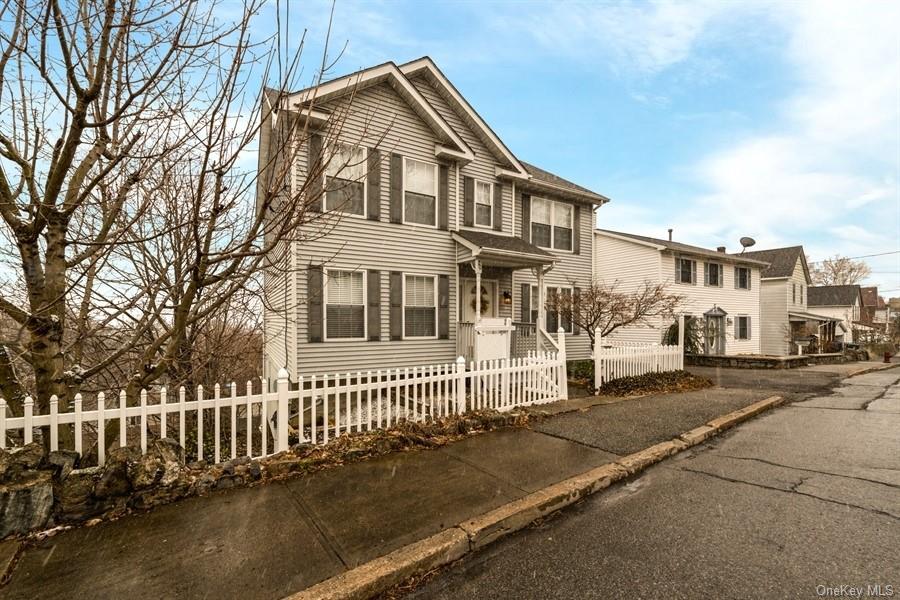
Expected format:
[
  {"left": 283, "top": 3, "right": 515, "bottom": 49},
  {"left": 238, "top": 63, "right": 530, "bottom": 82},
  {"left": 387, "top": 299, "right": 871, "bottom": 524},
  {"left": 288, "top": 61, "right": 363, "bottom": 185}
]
[{"left": 405, "top": 368, "right": 900, "bottom": 599}]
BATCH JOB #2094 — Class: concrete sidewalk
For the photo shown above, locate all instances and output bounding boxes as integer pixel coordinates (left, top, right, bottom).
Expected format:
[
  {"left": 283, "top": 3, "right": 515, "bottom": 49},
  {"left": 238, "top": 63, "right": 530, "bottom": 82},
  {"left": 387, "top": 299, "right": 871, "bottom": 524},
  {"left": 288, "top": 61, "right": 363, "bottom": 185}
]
[{"left": 2, "top": 386, "right": 776, "bottom": 600}]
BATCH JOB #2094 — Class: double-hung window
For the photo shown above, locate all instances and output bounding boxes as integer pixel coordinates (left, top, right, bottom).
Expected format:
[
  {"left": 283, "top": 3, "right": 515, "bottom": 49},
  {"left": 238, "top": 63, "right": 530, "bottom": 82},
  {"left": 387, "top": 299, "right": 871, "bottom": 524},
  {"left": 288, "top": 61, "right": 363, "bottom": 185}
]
[
  {"left": 705, "top": 262, "right": 723, "bottom": 287},
  {"left": 530, "top": 285, "right": 573, "bottom": 333},
  {"left": 403, "top": 158, "right": 438, "bottom": 227},
  {"left": 677, "top": 257, "right": 696, "bottom": 284},
  {"left": 474, "top": 181, "right": 493, "bottom": 228},
  {"left": 531, "top": 198, "right": 574, "bottom": 252},
  {"left": 404, "top": 274, "right": 437, "bottom": 338},
  {"left": 735, "top": 266, "right": 751, "bottom": 289},
  {"left": 324, "top": 144, "right": 366, "bottom": 216},
  {"left": 325, "top": 270, "right": 365, "bottom": 340},
  {"left": 735, "top": 316, "right": 751, "bottom": 340}
]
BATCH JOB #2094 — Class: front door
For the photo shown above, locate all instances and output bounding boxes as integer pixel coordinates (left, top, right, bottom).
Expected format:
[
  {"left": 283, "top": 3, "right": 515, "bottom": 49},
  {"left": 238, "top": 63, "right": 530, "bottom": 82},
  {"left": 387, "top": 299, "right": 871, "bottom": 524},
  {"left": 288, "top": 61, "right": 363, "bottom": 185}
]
[
  {"left": 704, "top": 316, "right": 726, "bottom": 355},
  {"left": 461, "top": 278, "right": 497, "bottom": 322}
]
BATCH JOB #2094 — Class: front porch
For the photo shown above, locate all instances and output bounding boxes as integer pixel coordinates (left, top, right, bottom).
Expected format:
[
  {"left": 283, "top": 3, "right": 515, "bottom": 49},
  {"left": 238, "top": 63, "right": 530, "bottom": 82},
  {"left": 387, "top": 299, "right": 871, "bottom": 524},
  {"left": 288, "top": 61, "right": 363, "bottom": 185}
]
[
  {"left": 452, "top": 230, "right": 561, "bottom": 364},
  {"left": 788, "top": 311, "right": 843, "bottom": 355}
]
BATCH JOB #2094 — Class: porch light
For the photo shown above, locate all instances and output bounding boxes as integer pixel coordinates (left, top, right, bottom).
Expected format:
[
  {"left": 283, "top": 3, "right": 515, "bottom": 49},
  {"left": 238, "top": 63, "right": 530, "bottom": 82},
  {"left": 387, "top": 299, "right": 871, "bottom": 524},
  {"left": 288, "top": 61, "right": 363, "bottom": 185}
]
[{"left": 502, "top": 291, "right": 512, "bottom": 305}]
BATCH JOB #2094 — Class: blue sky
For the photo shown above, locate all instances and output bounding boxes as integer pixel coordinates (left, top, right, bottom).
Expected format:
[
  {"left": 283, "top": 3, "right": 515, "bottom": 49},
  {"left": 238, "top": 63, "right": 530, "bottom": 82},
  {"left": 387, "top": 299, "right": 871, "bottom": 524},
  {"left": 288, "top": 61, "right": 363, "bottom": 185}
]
[{"left": 268, "top": 0, "right": 899, "bottom": 294}]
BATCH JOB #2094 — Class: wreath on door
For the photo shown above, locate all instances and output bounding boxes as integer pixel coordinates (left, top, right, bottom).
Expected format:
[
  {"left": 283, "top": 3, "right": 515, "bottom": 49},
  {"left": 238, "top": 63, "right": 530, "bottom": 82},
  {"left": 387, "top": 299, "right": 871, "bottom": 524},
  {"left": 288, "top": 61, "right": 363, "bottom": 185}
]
[{"left": 469, "top": 285, "right": 490, "bottom": 313}]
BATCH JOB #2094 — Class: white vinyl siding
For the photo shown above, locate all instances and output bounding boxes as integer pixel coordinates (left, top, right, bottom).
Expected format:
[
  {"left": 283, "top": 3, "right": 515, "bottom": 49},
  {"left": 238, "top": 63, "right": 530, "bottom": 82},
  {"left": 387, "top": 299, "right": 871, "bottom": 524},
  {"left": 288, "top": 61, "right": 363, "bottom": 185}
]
[
  {"left": 474, "top": 180, "right": 493, "bottom": 228},
  {"left": 593, "top": 232, "right": 762, "bottom": 355},
  {"left": 325, "top": 270, "right": 366, "bottom": 340},
  {"left": 404, "top": 274, "right": 437, "bottom": 339},
  {"left": 531, "top": 197, "right": 573, "bottom": 252},
  {"left": 324, "top": 144, "right": 366, "bottom": 216}
]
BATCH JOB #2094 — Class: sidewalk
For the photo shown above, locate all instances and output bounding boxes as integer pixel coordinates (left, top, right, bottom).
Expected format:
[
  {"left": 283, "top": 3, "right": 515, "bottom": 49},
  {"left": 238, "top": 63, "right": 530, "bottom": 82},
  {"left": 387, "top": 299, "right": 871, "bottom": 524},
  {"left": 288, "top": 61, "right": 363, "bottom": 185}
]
[{"left": 3, "top": 386, "right": 777, "bottom": 600}]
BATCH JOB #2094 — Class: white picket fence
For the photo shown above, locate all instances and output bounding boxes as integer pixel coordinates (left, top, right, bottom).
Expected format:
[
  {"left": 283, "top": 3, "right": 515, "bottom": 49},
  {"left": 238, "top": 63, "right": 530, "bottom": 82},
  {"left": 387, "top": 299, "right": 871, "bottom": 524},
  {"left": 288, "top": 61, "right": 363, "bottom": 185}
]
[
  {"left": 593, "top": 316, "right": 685, "bottom": 389},
  {"left": 0, "top": 350, "right": 567, "bottom": 466}
]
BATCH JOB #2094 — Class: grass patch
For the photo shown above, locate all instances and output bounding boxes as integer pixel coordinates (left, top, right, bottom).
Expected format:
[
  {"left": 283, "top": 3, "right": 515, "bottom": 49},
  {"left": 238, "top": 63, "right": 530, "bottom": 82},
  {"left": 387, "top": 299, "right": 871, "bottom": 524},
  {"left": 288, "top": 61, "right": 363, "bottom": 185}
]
[{"left": 598, "top": 370, "right": 713, "bottom": 397}]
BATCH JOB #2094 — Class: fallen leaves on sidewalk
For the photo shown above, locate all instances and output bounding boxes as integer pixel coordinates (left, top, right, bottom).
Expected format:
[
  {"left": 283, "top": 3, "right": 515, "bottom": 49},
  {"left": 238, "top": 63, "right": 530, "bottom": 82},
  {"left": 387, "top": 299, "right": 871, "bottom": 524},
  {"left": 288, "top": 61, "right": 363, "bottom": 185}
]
[{"left": 598, "top": 370, "right": 714, "bottom": 397}]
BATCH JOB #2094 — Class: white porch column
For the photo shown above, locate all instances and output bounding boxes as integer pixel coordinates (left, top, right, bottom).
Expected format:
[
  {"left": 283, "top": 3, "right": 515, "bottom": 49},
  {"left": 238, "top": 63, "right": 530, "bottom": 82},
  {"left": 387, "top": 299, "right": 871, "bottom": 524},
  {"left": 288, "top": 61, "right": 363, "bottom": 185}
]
[
  {"left": 536, "top": 266, "right": 546, "bottom": 330},
  {"left": 473, "top": 259, "right": 482, "bottom": 323}
]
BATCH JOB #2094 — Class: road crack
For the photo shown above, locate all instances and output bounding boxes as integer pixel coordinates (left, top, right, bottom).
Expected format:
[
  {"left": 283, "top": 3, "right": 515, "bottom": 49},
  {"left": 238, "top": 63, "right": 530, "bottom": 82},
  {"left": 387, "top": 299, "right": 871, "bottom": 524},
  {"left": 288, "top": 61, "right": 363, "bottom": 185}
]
[
  {"left": 680, "top": 467, "right": 900, "bottom": 521},
  {"left": 713, "top": 454, "right": 900, "bottom": 490}
]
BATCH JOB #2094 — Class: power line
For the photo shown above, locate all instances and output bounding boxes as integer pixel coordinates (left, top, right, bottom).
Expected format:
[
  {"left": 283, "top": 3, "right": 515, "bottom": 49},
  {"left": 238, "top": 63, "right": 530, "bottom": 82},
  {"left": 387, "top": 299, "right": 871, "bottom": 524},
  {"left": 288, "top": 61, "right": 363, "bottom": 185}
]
[{"left": 808, "top": 250, "right": 900, "bottom": 264}]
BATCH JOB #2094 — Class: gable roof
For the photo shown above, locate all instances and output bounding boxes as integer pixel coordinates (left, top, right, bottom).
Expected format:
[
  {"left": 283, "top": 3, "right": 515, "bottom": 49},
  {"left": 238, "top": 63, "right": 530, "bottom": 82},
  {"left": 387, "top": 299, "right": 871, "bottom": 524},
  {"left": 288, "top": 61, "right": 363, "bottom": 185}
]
[
  {"left": 860, "top": 286, "right": 885, "bottom": 308},
  {"left": 284, "top": 61, "right": 474, "bottom": 162},
  {"left": 399, "top": 57, "right": 528, "bottom": 178},
  {"left": 595, "top": 229, "right": 769, "bottom": 266},
  {"left": 808, "top": 285, "right": 862, "bottom": 307},
  {"left": 739, "top": 246, "right": 809, "bottom": 280},
  {"left": 281, "top": 57, "right": 607, "bottom": 205}
]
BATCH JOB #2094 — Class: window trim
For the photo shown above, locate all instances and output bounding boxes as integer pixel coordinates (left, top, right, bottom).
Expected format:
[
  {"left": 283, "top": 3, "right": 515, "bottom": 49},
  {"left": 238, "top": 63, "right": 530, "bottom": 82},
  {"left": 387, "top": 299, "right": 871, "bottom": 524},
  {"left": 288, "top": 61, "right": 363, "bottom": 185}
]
[
  {"left": 323, "top": 143, "right": 367, "bottom": 218},
  {"left": 401, "top": 156, "right": 439, "bottom": 229},
  {"left": 401, "top": 272, "right": 439, "bottom": 340},
  {"left": 705, "top": 262, "right": 723, "bottom": 288},
  {"left": 530, "top": 284, "right": 574, "bottom": 334},
  {"left": 322, "top": 268, "right": 368, "bottom": 342},
  {"left": 473, "top": 179, "right": 493, "bottom": 229},
  {"left": 676, "top": 257, "right": 697, "bottom": 285},
  {"left": 530, "top": 196, "right": 574, "bottom": 253},
  {"left": 735, "top": 315, "right": 751, "bottom": 341},
  {"left": 735, "top": 266, "right": 751, "bottom": 290}
]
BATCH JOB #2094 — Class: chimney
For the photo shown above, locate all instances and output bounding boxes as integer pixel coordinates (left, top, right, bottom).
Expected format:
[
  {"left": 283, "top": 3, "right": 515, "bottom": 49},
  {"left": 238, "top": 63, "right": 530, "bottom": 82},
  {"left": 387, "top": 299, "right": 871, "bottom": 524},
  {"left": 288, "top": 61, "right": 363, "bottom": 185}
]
[
  {"left": 668, "top": 228, "right": 673, "bottom": 241},
  {"left": 717, "top": 246, "right": 726, "bottom": 253}
]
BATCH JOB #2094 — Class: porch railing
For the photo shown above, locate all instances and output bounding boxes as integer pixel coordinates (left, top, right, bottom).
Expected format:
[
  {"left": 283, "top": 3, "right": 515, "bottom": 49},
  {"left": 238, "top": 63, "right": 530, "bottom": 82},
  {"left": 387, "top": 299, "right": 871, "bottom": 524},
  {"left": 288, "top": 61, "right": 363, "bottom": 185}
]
[{"left": 511, "top": 321, "right": 536, "bottom": 358}]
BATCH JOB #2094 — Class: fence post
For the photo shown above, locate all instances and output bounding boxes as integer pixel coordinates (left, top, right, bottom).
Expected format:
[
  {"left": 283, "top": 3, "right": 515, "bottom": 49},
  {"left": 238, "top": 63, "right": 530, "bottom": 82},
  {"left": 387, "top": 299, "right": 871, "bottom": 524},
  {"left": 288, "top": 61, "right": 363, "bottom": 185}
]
[
  {"left": 455, "top": 356, "right": 466, "bottom": 413},
  {"left": 557, "top": 327, "right": 569, "bottom": 400},
  {"left": 677, "top": 314, "right": 685, "bottom": 370},
  {"left": 276, "top": 367, "right": 290, "bottom": 453},
  {"left": 49, "top": 395, "right": 59, "bottom": 452},
  {"left": 594, "top": 328, "right": 602, "bottom": 391}
]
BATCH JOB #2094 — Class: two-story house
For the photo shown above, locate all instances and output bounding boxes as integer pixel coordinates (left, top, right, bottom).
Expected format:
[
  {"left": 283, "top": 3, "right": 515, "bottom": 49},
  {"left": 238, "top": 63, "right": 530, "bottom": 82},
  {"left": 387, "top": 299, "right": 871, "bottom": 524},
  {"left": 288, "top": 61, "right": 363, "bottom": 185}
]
[
  {"left": 740, "top": 246, "right": 839, "bottom": 354},
  {"left": 807, "top": 285, "right": 863, "bottom": 344},
  {"left": 593, "top": 230, "right": 766, "bottom": 355},
  {"left": 259, "top": 58, "right": 608, "bottom": 380}
]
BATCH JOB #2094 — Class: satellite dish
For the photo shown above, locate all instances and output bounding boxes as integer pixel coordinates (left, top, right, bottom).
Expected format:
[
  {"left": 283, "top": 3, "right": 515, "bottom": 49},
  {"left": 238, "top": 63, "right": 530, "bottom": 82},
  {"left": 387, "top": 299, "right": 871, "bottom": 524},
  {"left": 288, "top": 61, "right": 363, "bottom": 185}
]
[{"left": 739, "top": 237, "right": 756, "bottom": 254}]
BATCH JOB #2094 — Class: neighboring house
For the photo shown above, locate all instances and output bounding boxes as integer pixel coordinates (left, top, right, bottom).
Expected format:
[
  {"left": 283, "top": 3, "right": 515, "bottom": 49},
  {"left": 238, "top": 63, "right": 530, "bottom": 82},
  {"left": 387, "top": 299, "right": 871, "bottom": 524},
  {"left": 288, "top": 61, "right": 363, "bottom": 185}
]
[
  {"left": 806, "top": 285, "right": 863, "bottom": 344},
  {"left": 593, "top": 230, "right": 766, "bottom": 355},
  {"left": 259, "top": 57, "right": 608, "bottom": 380},
  {"left": 740, "top": 246, "right": 840, "bottom": 355}
]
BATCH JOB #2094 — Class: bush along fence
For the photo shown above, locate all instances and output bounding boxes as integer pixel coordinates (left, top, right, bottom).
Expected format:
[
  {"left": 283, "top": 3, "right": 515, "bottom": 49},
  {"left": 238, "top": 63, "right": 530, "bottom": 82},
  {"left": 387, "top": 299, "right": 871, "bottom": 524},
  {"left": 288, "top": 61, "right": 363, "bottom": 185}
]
[
  {"left": 594, "top": 315, "right": 685, "bottom": 390},
  {"left": 0, "top": 346, "right": 567, "bottom": 467}
]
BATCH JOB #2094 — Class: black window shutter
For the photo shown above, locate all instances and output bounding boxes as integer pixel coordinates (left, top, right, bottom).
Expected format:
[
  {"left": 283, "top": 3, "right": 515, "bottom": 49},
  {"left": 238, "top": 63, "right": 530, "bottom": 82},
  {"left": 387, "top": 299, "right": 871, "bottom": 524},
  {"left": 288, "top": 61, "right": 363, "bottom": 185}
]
[
  {"left": 520, "top": 283, "right": 530, "bottom": 322},
  {"left": 675, "top": 257, "right": 681, "bottom": 282},
  {"left": 438, "top": 165, "right": 449, "bottom": 230},
  {"left": 691, "top": 261, "right": 697, "bottom": 285},
  {"left": 573, "top": 204, "right": 581, "bottom": 254},
  {"left": 734, "top": 266, "right": 739, "bottom": 289},
  {"left": 390, "top": 271, "right": 402, "bottom": 340},
  {"left": 307, "top": 264, "right": 323, "bottom": 343},
  {"left": 390, "top": 154, "right": 403, "bottom": 224},
  {"left": 308, "top": 134, "right": 323, "bottom": 212},
  {"left": 493, "top": 183, "right": 503, "bottom": 231},
  {"left": 367, "top": 269, "right": 381, "bottom": 341},
  {"left": 521, "top": 193, "right": 531, "bottom": 242},
  {"left": 438, "top": 274, "right": 449, "bottom": 339},
  {"left": 704, "top": 263, "right": 710, "bottom": 286},
  {"left": 747, "top": 316, "right": 752, "bottom": 340},
  {"left": 463, "top": 176, "right": 474, "bottom": 227},
  {"left": 367, "top": 148, "right": 381, "bottom": 221},
  {"left": 573, "top": 287, "right": 581, "bottom": 334}
]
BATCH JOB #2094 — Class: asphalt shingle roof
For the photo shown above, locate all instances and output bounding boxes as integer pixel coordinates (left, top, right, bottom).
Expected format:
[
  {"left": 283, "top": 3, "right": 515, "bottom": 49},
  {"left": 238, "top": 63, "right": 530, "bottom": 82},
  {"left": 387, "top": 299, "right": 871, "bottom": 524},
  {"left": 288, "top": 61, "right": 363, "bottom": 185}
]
[
  {"left": 739, "top": 246, "right": 806, "bottom": 278},
  {"left": 596, "top": 229, "right": 769, "bottom": 266},
  {"left": 808, "top": 285, "right": 861, "bottom": 307},
  {"left": 454, "top": 229, "right": 553, "bottom": 257},
  {"left": 520, "top": 161, "right": 607, "bottom": 203}
]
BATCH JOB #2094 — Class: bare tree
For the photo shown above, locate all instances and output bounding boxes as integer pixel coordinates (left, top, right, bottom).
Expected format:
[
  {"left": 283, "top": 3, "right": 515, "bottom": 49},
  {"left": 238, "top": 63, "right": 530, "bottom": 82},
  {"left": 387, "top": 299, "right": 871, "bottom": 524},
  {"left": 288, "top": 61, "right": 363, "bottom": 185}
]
[
  {"left": 547, "top": 282, "right": 683, "bottom": 351},
  {"left": 809, "top": 254, "right": 872, "bottom": 285},
  {"left": 0, "top": 0, "right": 358, "bottom": 448}
]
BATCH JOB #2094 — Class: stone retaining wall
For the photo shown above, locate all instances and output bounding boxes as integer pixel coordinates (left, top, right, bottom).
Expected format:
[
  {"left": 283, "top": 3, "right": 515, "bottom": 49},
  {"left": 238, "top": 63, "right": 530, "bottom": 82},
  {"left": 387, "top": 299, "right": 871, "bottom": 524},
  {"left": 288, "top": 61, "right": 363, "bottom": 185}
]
[
  {"left": 0, "top": 410, "right": 530, "bottom": 540},
  {"left": 686, "top": 353, "right": 849, "bottom": 369}
]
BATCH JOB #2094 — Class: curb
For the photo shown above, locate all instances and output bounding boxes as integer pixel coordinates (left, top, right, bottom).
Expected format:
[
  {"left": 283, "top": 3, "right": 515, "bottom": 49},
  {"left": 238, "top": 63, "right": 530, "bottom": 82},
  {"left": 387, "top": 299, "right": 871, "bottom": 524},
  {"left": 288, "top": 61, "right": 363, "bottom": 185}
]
[
  {"left": 846, "top": 363, "right": 899, "bottom": 378},
  {"left": 282, "top": 395, "right": 784, "bottom": 600}
]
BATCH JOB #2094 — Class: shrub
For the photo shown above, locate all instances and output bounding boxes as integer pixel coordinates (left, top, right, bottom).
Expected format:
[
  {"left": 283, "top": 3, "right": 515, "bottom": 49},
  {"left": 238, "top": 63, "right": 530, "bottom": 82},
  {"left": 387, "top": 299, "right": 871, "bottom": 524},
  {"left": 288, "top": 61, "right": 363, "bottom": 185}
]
[{"left": 598, "top": 370, "right": 713, "bottom": 397}]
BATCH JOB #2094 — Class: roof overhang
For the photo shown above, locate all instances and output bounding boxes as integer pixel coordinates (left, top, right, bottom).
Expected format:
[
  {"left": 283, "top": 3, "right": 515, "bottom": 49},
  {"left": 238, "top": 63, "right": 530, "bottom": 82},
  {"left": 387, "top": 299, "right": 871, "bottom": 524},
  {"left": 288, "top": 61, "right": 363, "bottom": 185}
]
[
  {"left": 399, "top": 57, "right": 529, "bottom": 178},
  {"left": 789, "top": 311, "right": 841, "bottom": 323},
  {"left": 283, "top": 62, "right": 475, "bottom": 163},
  {"left": 452, "top": 232, "right": 557, "bottom": 269}
]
